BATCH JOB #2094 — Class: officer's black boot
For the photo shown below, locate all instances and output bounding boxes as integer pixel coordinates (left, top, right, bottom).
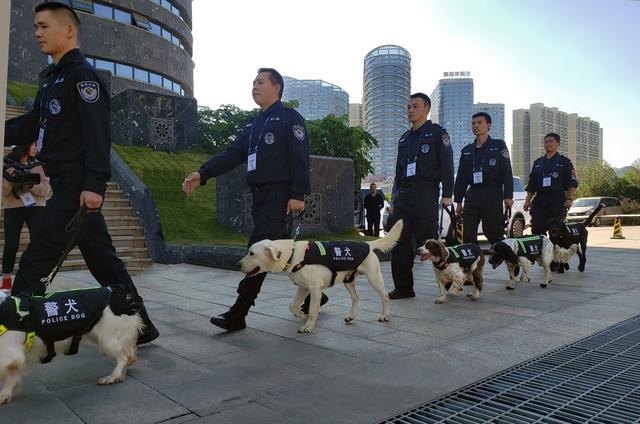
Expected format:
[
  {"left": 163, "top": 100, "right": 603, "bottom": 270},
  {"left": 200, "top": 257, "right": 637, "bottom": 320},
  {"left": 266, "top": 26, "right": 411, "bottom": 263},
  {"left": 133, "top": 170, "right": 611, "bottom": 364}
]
[
  {"left": 300, "top": 293, "right": 329, "bottom": 314},
  {"left": 137, "top": 304, "right": 160, "bottom": 345},
  {"left": 210, "top": 295, "right": 252, "bottom": 332}
]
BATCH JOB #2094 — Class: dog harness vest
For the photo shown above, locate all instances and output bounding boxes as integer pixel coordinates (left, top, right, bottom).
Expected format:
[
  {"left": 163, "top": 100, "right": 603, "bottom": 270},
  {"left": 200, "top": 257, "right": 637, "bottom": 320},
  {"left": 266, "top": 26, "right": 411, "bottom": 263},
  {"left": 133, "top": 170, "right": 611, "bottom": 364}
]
[
  {"left": 0, "top": 297, "right": 39, "bottom": 353},
  {"left": 291, "top": 241, "right": 370, "bottom": 286},
  {"left": 515, "top": 235, "right": 544, "bottom": 261},
  {"left": 563, "top": 222, "right": 581, "bottom": 237},
  {"left": 30, "top": 287, "right": 112, "bottom": 363},
  {"left": 435, "top": 244, "right": 481, "bottom": 271}
]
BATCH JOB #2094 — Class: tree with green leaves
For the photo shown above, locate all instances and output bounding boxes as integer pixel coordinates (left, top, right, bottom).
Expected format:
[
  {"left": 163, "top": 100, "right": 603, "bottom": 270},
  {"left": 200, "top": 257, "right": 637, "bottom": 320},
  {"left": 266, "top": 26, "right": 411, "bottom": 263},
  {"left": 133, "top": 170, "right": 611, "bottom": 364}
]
[
  {"left": 575, "top": 160, "right": 618, "bottom": 198},
  {"left": 197, "top": 104, "right": 258, "bottom": 153},
  {"left": 306, "top": 114, "right": 377, "bottom": 190}
]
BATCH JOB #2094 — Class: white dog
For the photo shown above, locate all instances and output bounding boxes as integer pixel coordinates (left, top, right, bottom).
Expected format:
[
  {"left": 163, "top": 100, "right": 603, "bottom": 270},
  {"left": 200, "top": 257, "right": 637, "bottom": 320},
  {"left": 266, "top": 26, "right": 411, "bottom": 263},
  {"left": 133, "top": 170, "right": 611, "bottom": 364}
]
[
  {"left": 0, "top": 287, "right": 143, "bottom": 404},
  {"left": 237, "top": 220, "right": 403, "bottom": 333},
  {"left": 417, "top": 239, "right": 485, "bottom": 304},
  {"left": 488, "top": 234, "right": 568, "bottom": 289}
]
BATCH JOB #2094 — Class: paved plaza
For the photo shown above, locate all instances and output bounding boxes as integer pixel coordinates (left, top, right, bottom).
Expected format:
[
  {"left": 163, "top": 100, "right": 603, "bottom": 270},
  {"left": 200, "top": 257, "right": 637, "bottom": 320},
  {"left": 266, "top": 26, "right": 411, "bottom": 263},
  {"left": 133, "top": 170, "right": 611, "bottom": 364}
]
[{"left": 2, "top": 227, "right": 640, "bottom": 423}]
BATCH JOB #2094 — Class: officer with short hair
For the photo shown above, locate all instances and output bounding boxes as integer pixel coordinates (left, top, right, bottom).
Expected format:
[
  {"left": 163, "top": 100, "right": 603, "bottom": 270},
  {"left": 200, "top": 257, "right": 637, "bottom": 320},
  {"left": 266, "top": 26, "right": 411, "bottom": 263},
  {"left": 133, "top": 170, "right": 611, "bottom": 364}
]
[
  {"left": 363, "top": 182, "right": 384, "bottom": 237},
  {"left": 4, "top": 2, "right": 158, "bottom": 344},
  {"left": 388, "top": 93, "right": 454, "bottom": 299},
  {"left": 524, "top": 132, "right": 578, "bottom": 234},
  {"left": 183, "top": 68, "right": 319, "bottom": 331},
  {"left": 454, "top": 112, "right": 514, "bottom": 245}
]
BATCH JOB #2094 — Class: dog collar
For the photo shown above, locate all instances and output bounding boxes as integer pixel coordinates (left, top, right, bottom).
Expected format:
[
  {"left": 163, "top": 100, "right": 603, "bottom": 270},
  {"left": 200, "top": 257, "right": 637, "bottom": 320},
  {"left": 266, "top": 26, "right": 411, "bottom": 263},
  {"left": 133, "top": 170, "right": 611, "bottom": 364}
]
[
  {"left": 282, "top": 247, "right": 297, "bottom": 272},
  {"left": 434, "top": 260, "right": 449, "bottom": 270}
]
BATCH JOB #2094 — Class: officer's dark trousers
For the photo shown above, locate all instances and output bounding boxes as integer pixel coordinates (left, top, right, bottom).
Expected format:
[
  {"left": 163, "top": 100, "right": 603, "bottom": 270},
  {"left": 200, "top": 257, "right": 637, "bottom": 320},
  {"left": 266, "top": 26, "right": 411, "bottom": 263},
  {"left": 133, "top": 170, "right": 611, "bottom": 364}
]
[
  {"left": 235, "top": 183, "right": 289, "bottom": 305},
  {"left": 391, "top": 183, "right": 439, "bottom": 293},
  {"left": 531, "top": 197, "right": 566, "bottom": 235},
  {"left": 366, "top": 212, "right": 380, "bottom": 237},
  {"left": 462, "top": 186, "right": 505, "bottom": 245},
  {"left": 2, "top": 206, "right": 45, "bottom": 275},
  {"left": 11, "top": 206, "right": 139, "bottom": 298}
]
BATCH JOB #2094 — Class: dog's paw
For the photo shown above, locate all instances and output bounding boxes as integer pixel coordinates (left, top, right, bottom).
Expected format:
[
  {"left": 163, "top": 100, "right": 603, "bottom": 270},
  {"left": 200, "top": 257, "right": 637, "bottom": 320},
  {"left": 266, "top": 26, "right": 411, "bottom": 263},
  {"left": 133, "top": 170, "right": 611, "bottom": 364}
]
[
  {"left": 506, "top": 282, "right": 515, "bottom": 290},
  {"left": 98, "top": 375, "right": 125, "bottom": 385},
  {"left": 540, "top": 283, "right": 548, "bottom": 288},
  {"left": 378, "top": 315, "right": 390, "bottom": 322},
  {"left": 344, "top": 315, "right": 355, "bottom": 323},
  {"left": 435, "top": 298, "right": 445, "bottom": 304},
  {"left": 468, "top": 294, "right": 480, "bottom": 301},
  {"left": 0, "top": 393, "right": 12, "bottom": 405}
]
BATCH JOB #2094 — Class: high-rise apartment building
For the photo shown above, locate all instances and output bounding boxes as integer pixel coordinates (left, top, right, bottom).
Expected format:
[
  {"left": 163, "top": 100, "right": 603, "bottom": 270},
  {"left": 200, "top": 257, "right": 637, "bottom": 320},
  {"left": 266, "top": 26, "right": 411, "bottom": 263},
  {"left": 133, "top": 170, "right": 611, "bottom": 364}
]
[
  {"left": 431, "top": 72, "right": 473, "bottom": 172},
  {"left": 512, "top": 103, "right": 603, "bottom": 183},
  {"left": 282, "top": 77, "right": 349, "bottom": 120},
  {"left": 9, "top": 0, "right": 194, "bottom": 96},
  {"left": 362, "top": 45, "right": 411, "bottom": 179},
  {"left": 349, "top": 103, "right": 363, "bottom": 128},
  {"left": 473, "top": 103, "right": 505, "bottom": 141}
]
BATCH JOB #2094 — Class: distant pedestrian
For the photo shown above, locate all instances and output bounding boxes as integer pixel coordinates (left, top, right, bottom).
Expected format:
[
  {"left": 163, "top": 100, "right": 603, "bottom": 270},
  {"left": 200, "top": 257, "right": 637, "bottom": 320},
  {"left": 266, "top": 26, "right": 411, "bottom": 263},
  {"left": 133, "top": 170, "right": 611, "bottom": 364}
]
[{"left": 363, "top": 183, "right": 384, "bottom": 237}]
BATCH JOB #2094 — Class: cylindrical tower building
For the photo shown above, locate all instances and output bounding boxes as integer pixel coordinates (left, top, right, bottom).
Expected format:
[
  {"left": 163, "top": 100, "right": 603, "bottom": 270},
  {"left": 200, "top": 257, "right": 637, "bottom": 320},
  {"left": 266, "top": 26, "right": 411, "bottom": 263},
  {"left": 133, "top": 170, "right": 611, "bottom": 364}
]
[{"left": 362, "top": 45, "right": 411, "bottom": 179}]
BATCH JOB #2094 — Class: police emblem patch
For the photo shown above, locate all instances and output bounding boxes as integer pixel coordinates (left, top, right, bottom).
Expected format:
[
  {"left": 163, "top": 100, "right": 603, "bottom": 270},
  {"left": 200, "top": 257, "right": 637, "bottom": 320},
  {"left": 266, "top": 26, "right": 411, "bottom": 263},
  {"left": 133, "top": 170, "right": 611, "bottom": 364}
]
[
  {"left": 292, "top": 125, "right": 305, "bottom": 141},
  {"left": 421, "top": 144, "right": 430, "bottom": 154},
  {"left": 77, "top": 81, "right": 99, "bottom": 103},
  {"left": 489, "top": 158, "right": 497, "bottom": 166},
  {"left": 501, "top": 149, "right": 510, "bottom": 158},
  {"left": 441, "top": 133, "right": 450, "bottom": 146},
  {"left": 552, "top": 171, "right": 559, "bottom": 178},
  {"left": 48, "top": 98, "right": 62, "bottom": 115},
  {"left": 264, "top": 132, "right": 275, "bottom": 145}
]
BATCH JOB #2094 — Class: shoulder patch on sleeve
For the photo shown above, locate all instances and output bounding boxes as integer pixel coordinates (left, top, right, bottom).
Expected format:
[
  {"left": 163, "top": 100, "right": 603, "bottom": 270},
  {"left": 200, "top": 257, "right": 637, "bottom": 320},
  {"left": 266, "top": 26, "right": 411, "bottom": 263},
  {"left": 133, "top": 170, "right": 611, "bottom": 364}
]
[
  {"left": 501, "top": 149, "right": 510, "bottom": 158},
  {"left": 441, "top": 132, "right": 451, "bottom": 147},
  {"left": 292, "top": 124, "right": 306, "bottom": 141},
  {"left": 77, "top": 81, "right": 100, "bottom": 103}
]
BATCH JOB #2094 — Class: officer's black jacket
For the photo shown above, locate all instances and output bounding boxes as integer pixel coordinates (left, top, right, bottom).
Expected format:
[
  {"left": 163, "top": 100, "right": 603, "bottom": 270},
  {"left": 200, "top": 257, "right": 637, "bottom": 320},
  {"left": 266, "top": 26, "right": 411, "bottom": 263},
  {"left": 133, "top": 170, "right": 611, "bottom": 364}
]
[
  {"left": 526, "top": 153, "right": 578, "bottom": 197},
  {"left": 364, "top": 192, "right": 384, "bottom": 215},
  {"left": 454, "top": 136, "right": 514, "bottom": 202},
  {"left": 4, "top": 49, "right": 111, "bottom": 198},
  {"left": 392, "top": 120, "right": 454, "bottom": 201},
  {"left": 199, "top": 100, "right": 310, "bottom": 200}
]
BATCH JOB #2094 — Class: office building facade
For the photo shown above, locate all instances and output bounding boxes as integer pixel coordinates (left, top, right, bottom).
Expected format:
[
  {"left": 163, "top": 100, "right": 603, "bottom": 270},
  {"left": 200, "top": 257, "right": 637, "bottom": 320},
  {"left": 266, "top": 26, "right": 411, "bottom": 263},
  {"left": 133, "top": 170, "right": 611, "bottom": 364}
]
[
  {"left": 282, "top": 77, "right": 348, "bottom": 120},
  {"left": 430, "top": 72, "right": 473, "bottom": 172},
  {"left": 349, "top": 103, "right": 363, "bottom": 128},
  {"left": 9, "top": 0, "right": 193, "bottom": 96},
  {"left": 362, "top": 45, "right": 411, "bottom": 179},
  {"left": 512, "top": 103, "right": 603, "bottom": 183}
]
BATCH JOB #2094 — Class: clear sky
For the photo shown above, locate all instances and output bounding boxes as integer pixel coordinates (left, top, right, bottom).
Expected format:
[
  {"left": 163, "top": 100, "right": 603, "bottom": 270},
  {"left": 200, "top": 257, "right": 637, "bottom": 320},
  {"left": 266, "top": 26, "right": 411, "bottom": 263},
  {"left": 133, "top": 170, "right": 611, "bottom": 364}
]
[{"left": 192, "top": 0, "right": 640, "bottom": 168}]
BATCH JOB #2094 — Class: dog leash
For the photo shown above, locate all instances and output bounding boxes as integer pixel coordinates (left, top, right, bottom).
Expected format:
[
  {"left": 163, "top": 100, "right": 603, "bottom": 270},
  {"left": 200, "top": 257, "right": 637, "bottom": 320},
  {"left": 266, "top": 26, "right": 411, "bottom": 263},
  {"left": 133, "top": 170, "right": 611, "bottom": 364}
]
[
  {"left": 503, "top": 206, "right": 512, "bottom": 231},
  {"left": 40, "top": 205, "right": 96, "bottom": 287}
]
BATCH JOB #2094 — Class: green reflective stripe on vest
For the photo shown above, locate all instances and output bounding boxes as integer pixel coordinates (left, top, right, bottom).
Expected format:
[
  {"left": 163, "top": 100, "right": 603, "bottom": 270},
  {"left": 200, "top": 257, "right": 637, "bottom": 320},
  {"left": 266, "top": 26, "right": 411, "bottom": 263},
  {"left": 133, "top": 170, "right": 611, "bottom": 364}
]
[
  {"left": 314, "top": 241, "right": 326, "bottom": 256},
  {"left": 0, "top": 324, "right": 7, "bottom": 336},
  {"left": 516, "top": 236, "right": 541, "bottom": 255},
  {"left": 447, "top": 247, "right": 460, "bottom": 259},
  {"left": 25, "top": 332, "right": 36, "bottom": 352}
]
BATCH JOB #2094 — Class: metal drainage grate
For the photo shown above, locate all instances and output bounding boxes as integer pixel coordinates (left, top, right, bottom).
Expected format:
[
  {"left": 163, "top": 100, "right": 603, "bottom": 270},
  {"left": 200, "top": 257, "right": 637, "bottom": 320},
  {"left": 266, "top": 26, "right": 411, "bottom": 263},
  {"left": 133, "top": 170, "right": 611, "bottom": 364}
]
[{"left": 381, "top": 316, "right": 640, "bottom": 424}]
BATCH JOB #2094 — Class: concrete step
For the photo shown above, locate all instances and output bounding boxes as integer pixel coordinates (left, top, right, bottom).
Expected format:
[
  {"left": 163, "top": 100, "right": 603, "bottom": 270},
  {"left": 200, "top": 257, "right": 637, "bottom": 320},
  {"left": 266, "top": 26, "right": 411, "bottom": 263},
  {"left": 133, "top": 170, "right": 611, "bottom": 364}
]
[{"left": 0, "top": 234, "right": 148, "bottom": 250}]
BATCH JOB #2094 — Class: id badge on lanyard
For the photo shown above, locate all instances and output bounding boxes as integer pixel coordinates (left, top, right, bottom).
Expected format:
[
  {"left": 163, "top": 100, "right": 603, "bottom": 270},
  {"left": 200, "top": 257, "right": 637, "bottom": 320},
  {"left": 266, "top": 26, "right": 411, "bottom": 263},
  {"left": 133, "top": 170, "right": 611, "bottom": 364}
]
[
  {"left": 20, "top": 192, "right": 37, "bottom": 207},
  {"left": 247, "top": 153, "right": 257, "bottom": 172},
  {"left": 543, "top": 176, "right": 551, "bottom": 187},
  {"left": 473, "top": 171, "right": 483, "bottom": 184},
  {"left": 37, "top": 128, "right": 45, "bottom": 152},
  {"left": 407, "top": 162, "right": 416, "bottom": 177}
]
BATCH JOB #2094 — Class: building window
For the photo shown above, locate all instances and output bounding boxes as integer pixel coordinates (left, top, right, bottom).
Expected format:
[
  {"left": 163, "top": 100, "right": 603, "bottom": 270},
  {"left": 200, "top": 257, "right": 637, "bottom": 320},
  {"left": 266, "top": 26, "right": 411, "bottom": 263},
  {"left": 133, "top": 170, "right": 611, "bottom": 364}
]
[
  {"left": 134, "top": 68, "right": 149, "bottom": 83},
  {"left": 161, "top": 28, "right": 172, "bottom": 41},
  {"left": 162, "top": 77, "right": 173, "bottom": 90},
  {"left": 114, "top": 9, "right": 131, "bottom": 24},
  {"left": 71, "top": 0, "right": 94, "bottom": 13},
  {"left": 133, "top": 13, "right": 151, "bottom": 30},
  {"left": 115, "top": 63, "right": 133, "bottom": 78},
  {"left": 149, "top": 73, "right": 163, "bottom": 87},
  {"left": 93, "top": 3, "right": 112, "bottom": 19},
  {"left": 149, "top": 22, "right": 162, "bottom": 36},
  {"left": 94, "top": 59, "right": 114, "bottom": 73},
  {"left": 173, "top": 83, "right": 181, "bottom": 94}
]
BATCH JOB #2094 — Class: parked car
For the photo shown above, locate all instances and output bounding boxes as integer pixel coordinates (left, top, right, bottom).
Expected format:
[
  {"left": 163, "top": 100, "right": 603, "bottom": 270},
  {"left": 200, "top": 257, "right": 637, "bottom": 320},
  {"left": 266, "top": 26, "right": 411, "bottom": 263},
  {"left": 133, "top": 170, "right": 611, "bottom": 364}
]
[
  {"left": 437, "top": 176, "right": 530, "bottom": 239},
  {"left": 567, "top": 196, "right": 621, "bottom": 226}
]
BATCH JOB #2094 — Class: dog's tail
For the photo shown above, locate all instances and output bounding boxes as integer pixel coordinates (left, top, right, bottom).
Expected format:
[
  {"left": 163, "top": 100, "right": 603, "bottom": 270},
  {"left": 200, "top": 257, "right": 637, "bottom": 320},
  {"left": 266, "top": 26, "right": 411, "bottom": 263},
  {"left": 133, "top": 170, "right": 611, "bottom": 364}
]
[
  {"left": 369, "top": 219, "right": 403, "bottom": 253},
  {"left": 582, "top": 203, "right": 604, "bottom": 227}
]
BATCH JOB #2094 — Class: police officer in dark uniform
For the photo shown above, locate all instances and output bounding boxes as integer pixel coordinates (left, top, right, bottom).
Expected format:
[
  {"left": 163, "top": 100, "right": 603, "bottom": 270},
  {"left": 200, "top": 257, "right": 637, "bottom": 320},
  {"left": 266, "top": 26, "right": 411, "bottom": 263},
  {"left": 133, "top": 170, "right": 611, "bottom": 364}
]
[
  {"left": 524, "top": 132, "right": 578, "bottom": 234},
  {"left": 454, "top": 112, "right": 514, "bottom": 245},
  {"left": 388, "top": 93, "right": 454, "bottom": 299},
  {"left": 4, "top": 2, "right": 158, "bottom": 344},
  {"left": 363, "top": 183, "right": 384, "bottom": 236},
  {"left": 183, "top": 68, "right": 314, "bottom": 331}
]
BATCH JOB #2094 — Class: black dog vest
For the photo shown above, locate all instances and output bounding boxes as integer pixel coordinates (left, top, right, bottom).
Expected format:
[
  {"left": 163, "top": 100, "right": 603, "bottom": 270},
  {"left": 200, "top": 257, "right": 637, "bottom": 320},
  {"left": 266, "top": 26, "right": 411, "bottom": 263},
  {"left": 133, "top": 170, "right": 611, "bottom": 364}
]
[
  {"left": 563, "top": 222, "right": 581, "bottom": 237},
  {"left": 436, "top": 244, "right": 481, "bottom": 271},
  {"left": 291, "top": 241, "right": 370, "bottom": 286},
  {"left": 515, "top": 235, "right": 544, "bottom": 261}
]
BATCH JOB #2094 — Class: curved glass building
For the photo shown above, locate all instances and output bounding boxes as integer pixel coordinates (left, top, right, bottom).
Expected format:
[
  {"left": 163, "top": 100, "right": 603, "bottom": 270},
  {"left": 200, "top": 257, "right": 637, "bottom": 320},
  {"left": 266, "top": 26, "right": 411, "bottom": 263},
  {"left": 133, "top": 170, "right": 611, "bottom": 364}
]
[
  {"left": 9, "top": 0, "right": 193, "bottom": 96},
  {"left": 363, "top": 45, "right": 411, "bottom": 179},
  {"left": 282, "top": 77, "right": 349, "bottom": 120}
]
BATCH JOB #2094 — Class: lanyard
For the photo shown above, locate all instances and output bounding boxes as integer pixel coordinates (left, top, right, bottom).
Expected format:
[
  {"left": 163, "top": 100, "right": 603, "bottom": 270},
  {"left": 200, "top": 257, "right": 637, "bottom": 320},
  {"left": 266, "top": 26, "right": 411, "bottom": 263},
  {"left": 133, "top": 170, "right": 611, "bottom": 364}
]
[
  {"left": 408, "top": 123, "right": 428, "bottom": 162},
  {"left": 248, "top": 111, "right": 273, "bottom": 154},
  {"left": 472, "top": 139, "right": 491, "bottom": 172},
  {"left": 542, "top": 154, "right": 560, "bottom": 177},
  {"left": 38, "top": 80, "right": 53, "bottom": 129}
]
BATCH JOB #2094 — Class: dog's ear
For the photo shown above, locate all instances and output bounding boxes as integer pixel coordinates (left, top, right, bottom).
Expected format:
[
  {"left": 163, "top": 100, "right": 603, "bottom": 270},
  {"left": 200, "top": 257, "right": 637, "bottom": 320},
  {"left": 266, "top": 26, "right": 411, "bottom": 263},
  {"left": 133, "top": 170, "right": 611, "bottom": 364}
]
[
  {"left": 265, "top": 244, "right": 282, "bottom": 261},
  {"left": 570, "top": 243, "right": 578, "bottom": 252}
]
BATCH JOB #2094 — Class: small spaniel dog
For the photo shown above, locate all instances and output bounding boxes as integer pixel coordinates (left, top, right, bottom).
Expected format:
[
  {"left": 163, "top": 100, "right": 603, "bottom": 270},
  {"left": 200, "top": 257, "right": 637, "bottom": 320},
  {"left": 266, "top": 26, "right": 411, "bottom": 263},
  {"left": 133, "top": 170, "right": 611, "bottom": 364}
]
[
  {"left": 488, "top": 235, "right": 574, "bottom": 289},
  {"left": 417, "top": 239, "right": 485, "bottom": 304},
  {"left": 548, "top": 203, "right": 602, "bottom": 273},
  {"left": 0, "top": 286, "right": 143, "bottom": 404},
  {"left": 237, "top": 220, "right": 403, "bottom": 333}
]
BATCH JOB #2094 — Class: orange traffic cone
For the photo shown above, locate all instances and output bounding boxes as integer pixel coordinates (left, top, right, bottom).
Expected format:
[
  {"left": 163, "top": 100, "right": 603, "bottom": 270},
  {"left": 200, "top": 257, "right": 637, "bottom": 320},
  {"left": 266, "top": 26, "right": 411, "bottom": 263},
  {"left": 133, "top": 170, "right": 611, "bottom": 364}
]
[{"left": 611, "top": 216, "right": 625, "bottom": 239}]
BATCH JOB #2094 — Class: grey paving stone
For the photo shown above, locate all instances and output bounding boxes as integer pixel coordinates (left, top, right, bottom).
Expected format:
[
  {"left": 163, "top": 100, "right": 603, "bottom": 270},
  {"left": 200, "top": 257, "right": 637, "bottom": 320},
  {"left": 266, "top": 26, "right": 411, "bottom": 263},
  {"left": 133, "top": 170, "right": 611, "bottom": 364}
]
[
  {"left": 297, "top": 331, "right": 410, "bottom": 363},
  {"left": 187, "top": 401, "right": 294, "bottom": 424},
  {"left": 150, "top": 331, "right": 240, "bottom": 361}
]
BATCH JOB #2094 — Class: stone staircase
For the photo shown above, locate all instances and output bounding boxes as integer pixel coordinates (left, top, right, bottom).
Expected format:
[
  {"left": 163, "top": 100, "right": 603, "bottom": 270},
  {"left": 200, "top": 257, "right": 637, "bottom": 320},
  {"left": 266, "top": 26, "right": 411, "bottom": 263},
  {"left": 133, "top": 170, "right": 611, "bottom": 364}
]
[{"left": 0, "top": 182, "right": 152, "bottom": 273}]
